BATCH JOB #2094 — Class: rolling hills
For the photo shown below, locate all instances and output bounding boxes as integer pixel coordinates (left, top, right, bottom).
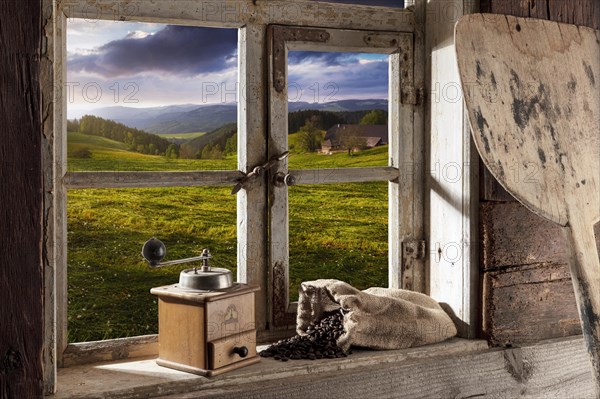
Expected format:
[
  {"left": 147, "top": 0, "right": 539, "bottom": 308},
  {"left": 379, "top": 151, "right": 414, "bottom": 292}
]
[{"left": 72, "top": 99, "right": 388, "bottom": 135}]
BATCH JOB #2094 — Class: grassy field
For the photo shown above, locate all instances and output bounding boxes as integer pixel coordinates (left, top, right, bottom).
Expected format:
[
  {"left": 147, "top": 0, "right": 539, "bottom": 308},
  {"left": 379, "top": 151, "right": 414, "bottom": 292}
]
[
  {"left": 154, "top": 131, "right": 206, "bottom": 140},
  {"left": 67, "top": 132, "right": 388, "bottom": 342}
]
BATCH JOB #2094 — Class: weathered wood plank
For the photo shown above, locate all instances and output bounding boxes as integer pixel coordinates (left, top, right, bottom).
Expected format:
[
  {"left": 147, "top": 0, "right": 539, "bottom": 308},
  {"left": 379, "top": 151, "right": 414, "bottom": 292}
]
[
  {"left": 61, "top": 0, "right": 415, "bottom": 32},
  {"left": 290, "top": 167, "right": 399, "bottom": 185},
  {"left": 483, "top": 263, "right": 581, "bottom": 346},
  {"left": 64, "top": 170, "right": 243, "bottom": 188},
  {"left": 63, "top": 335, "right": 158, "bottom": 367},
  {"left": 425, "top": 0, "right": 479, "bottom": 338},
  {"left": 479, "top": 0, "right": 599, "bottom": 199},
  {"left": 482, "top": 0, "right": 600, "bottom": 30},
  {"left": 236, "top": 24, "right": 269, "bottom": 332},
  {"left": 41, "top": 0, "right": 58, "bottom": 393},
  {"left": 480, "top": 202, "right": 569, "bottom": 270},
  {"left": 0, "top": 1, "right": 45, "bottom": 398},
  {"left": 54, "top": 337, "right": 595, "bottom": 399}
]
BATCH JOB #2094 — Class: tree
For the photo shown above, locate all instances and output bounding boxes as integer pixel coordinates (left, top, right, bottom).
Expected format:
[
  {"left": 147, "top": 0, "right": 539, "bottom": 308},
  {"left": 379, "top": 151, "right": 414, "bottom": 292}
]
[
  {"left": 200, "top": 144, "right": 212, "bottom": 159},
  {"left": 67, "top": 119, "right": 80, "bottom": 132},
  {"left": 359, "top": 109, "right": 387, "bottom": 125},
  {"left": 225, "top": 133, "right": 237, "bottom": 155},
  {"left": 210, "top": 144, "right": 224, "bottom": 159},
  {"left": 165, "top": 144, "right": 179, "bottom": 159},
  {"left": 296, "top": 116, "right": 322, "bottom": 153}
]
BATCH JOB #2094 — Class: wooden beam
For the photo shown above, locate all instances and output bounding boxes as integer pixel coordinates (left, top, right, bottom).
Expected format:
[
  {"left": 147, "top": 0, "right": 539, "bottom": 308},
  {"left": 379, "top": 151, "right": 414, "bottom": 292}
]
[
  {"left": 64, "top": 170, "right": 244, "bottom": 189},
  {"left": 60, "top": 0, "right": 415, "bottom": 32},
  {"left": 236, "top": 23, "right": 269, "bottom": 332},
  {"left": 0, "top": 0, "right": 45, "bottom": 397},
  {"left": 41, "top": 0, "right": 59, "bottom": 393},
  {"left": 290, "top": 167, "right": 399, "bottom": 185}
]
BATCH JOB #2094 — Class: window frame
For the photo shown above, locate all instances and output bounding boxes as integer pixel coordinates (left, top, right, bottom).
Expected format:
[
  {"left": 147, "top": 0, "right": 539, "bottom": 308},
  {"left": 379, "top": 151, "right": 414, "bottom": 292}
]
[
  {"left": 266, "top": 25, "right": 420, "bottom": 327},
  {"left": 42, "top": 0, "right": 480, "bottom": 395}
]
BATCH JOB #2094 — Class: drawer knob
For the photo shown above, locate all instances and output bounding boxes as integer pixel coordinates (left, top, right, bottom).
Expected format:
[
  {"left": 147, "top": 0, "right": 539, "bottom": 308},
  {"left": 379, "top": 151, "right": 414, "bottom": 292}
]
[{"left": 233, "top": 346, "right": 249, "bottom": 358}]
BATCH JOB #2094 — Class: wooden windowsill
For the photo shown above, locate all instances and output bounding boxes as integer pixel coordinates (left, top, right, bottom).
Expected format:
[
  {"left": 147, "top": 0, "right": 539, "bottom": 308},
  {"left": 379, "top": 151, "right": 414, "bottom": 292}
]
[
  {"left": 52, "top": 338, "right": 487, "bottom": 398},
  {"left": 51, "top": 336, "right": 594, "bottom": 398}
]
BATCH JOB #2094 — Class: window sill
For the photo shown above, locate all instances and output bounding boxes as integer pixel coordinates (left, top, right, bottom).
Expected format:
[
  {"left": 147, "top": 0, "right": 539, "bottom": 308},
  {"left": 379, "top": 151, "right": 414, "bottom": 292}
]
[
  {"left": 52, "top": 338, "right": 486, "bottom": 398},
  {"left": 51, "top": 336, "right": 593, "bottom": 398}
]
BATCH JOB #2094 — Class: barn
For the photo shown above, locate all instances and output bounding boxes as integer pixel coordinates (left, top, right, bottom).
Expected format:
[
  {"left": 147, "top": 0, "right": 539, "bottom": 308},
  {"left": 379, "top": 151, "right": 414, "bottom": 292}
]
[
  {"left": 321, "top": 124, "right": 388, "bottom": 153},
  {"left": 1, "top": 1, "right": 599, "bottom": 398}
]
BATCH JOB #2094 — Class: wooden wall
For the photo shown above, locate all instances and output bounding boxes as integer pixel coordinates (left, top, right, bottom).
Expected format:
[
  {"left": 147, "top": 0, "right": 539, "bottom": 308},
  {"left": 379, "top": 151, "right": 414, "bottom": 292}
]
[
  {"left": 0, "top": 0, "right": 44, "bottom": 398},
  {"left": 479, "top": 0, "right": 600, "bottom": 346}
]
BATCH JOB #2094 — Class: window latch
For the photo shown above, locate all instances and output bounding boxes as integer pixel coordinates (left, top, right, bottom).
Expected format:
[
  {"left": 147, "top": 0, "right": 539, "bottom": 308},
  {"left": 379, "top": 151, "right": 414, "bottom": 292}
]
[{"left": 231, "top": 151, "right": 290, "bottom": 195}]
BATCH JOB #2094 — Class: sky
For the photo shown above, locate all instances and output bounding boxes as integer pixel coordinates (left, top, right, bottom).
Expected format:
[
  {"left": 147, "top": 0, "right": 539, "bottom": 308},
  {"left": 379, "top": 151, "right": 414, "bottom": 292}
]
[{"left": 66, "top": 18, "right": 391, "bottom": 117}]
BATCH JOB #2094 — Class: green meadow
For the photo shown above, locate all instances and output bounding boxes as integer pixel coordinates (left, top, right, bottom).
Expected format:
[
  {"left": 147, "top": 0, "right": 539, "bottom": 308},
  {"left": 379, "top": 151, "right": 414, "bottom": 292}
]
[
  {"left": 154, "top": 131, "right": 206, "bottom": 140},
  {"left": 67, "top": 132, "right": 388, "bottom": 342}
]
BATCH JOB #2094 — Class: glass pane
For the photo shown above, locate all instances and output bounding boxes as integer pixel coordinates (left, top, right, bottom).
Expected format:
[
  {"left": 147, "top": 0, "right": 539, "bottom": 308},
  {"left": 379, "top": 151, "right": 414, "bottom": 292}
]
[
  {"left": 67, "top": 187, "right": 236, "bottom": 342},
  {"left": 288, "top": 182, "right": 388, "bottom": 301},
  {"left": 66, "top": 20, "right": 238, "bottom": 171},
  {"left": 287, "top": 51, "right": 389, "bottom": 169}
]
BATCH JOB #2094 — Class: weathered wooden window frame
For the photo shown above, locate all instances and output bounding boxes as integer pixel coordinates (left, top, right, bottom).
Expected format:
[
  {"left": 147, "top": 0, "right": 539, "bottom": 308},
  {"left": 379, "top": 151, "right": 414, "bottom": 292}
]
[
  {"left": 41, "top": 0, "right": 489, "bottom": 396},
  {"left": 266, "top": 25, "right": 422, "bottom": 327}
]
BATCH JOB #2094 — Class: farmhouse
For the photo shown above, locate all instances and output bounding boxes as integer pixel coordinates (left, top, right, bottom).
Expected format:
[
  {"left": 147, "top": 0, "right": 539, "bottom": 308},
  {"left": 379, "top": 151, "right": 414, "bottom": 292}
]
[
  {"left": 321, "top": 124, "right": 388, "bottom": 153},
  {"left": 1, "top": 1, "right": 599, "bottom": 398}
]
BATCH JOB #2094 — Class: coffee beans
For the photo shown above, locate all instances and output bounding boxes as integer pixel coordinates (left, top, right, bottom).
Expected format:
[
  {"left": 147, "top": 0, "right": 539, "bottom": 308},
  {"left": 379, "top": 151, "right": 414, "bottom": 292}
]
[{"left": 259, "top": 310, "right": 351, "bottom": 362}]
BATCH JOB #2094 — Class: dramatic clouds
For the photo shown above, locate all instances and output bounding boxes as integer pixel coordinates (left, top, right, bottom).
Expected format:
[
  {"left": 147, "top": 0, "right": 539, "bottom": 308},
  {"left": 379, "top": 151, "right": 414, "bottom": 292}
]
[
  {"left": 69, "top": 25, "right": 238, "bottom": 78},
  {"left": 66, "top": 21, "right": 389, "bottom": 115}
]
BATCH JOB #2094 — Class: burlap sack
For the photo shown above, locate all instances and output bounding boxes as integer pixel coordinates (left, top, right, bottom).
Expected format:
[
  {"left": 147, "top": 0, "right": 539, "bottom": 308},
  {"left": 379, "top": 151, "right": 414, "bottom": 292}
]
[{"left": 296, "top": 279, "right": 457, "bottom": 351}]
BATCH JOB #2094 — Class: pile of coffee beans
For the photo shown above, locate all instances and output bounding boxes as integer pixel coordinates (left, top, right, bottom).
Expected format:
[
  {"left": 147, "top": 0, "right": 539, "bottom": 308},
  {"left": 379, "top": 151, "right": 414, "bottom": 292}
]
[{"left": 259, "top": 310, "right": 351, "bottom": 361}]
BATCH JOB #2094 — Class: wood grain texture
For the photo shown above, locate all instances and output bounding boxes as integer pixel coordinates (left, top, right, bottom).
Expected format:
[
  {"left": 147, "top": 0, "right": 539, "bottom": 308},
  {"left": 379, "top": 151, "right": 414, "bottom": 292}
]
[
  {"left": 424, "top": 0, "right": 479, "bottom": 339},
  {"left": 479, "top": 0, "right": 599, "bottom": 200},
  {"left": 456, "top": 13, "right": 600, "bottom": 392},
  {"left": 483, "top": 263, "right": 581, "bottom": 346},
  {"left": 62, "top": 0, "right": 415, "bottom": 32},
  {"left": 208, "top": 331, "right": 257, "bottom": 369},
  {"left": 62, "top": 335, "right": 158, "bottom": 367},
  {"left": 166, "top": 337, "right": 594, "bottom": 399},
  {"left": 482, "top": 0, "right": 600, "bottom": 30},
  {"left": 0, "top": 1, "right": 44, "bottom": 398},
  {"left": 157, "top": 297, "right": 206, "bottom": 371},
  {"left": 480, "top": 202, "right": 568, "bottom": 270}
]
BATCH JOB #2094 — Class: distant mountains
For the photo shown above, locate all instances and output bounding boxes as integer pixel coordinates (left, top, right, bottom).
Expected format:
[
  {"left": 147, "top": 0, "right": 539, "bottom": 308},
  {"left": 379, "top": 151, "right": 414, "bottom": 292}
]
[{"left": 73, "top": 99, "right": 388, "bottom": 135}]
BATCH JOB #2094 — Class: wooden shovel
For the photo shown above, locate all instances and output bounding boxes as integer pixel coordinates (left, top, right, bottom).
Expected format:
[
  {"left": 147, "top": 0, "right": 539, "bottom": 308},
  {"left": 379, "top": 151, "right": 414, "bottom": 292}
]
[{"left": 456, "top": 14, "right": 600, "bottom": 393}]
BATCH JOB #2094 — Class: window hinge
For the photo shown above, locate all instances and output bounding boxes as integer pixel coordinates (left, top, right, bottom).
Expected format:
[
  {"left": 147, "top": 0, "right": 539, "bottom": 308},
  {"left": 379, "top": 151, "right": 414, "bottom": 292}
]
[
  {"left": 401, "top": 86, "right": 424, "bottom": 106},
  {"left": 401, "top": 240, "right": 426, "bottom": 291}
]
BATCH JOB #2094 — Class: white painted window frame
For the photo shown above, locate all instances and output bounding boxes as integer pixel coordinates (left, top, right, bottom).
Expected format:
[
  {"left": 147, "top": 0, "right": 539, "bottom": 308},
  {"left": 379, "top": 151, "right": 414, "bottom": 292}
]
[
  {"left": 266, "top": 25, "right": 421, "bottom": 328},
  {"left": 41, "top": 0, "right": 478, "bottom": 395}
]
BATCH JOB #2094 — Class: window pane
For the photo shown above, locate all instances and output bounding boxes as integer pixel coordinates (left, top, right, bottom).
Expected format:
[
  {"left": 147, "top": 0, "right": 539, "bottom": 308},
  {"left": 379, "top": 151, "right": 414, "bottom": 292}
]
[
  {"left": 67, "top": 187, "right": 236, "bottom": 342},
  {"left": 287, "top": 51, "right": 389, "bottom": 169},
  {"left": 288, "top": 182, "right": 388, "bottom": 301},
  {"left": 66, "top": 20, "right": 238, "bottom": 171}
]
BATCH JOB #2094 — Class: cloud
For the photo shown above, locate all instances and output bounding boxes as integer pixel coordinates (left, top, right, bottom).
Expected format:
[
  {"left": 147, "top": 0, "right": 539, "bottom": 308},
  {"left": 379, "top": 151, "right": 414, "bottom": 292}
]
[
  {"left": 288, "top": 51, "right": 351, "bottom": 66},
  {"left": 288, "top": 55, "right": 389, "bottom": 101},
  {"left": 68, "top": 25, "right": 237, "bottom": 78}
]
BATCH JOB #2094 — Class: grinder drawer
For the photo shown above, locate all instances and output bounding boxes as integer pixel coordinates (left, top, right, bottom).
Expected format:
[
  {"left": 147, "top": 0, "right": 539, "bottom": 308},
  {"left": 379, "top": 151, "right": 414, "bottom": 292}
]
[{"left": 208, "top": 330, "right": 257, "bottom": 370}]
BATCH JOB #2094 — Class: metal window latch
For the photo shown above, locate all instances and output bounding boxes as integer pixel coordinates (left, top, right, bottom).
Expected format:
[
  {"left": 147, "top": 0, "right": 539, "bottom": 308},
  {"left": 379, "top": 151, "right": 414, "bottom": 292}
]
[{"left": 231, "top": 151, "right": 290, "bottom": 195}]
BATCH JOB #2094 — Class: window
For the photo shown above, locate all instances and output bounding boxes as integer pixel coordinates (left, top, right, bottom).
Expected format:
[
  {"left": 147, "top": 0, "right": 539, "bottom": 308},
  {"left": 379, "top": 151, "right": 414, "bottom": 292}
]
[
  {"left": 267, "top": 25, "right": 418, "bottom": 326},
  {"left": 43, "top": 0, "right": 479, "bottom": 395},
  {"left": 65, "top": 20, "right": 240, "bottom": 343}
]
